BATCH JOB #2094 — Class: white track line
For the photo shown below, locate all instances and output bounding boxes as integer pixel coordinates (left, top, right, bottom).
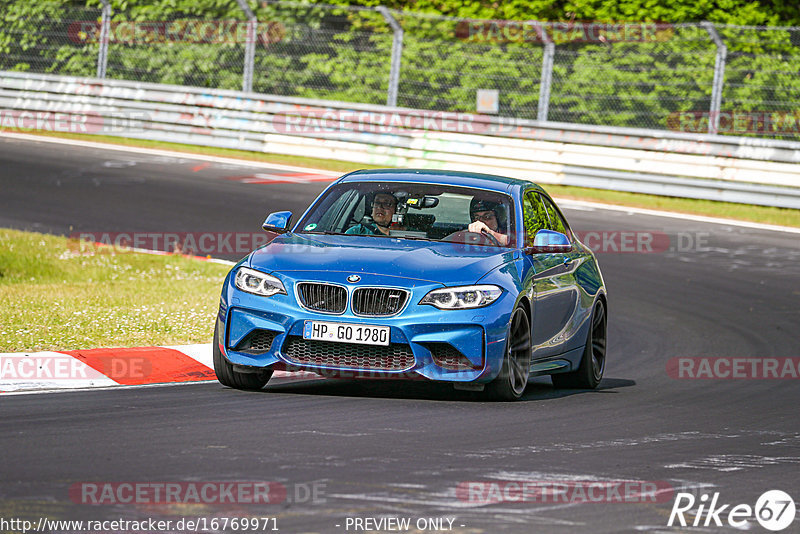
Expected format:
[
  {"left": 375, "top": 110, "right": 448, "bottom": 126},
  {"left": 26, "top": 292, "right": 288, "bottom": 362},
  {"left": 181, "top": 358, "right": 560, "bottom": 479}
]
[
  {"left": 2, "top": 131, "right": 797, "bottom": 234},
  {"left": 555, "top": 198, "right": 800, "bottom": 234},
  {"left": 0, "top": 131, "right": 342, "bottom": 176}
]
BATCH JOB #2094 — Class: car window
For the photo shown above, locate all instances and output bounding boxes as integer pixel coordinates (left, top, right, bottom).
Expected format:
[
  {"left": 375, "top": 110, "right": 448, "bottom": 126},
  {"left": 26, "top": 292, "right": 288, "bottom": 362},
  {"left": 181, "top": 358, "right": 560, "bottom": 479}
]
[
  {"left": 522, "top": 191, "right": 550, "bottom": 245},
  {"left": 296, "top": 181, "right": 515, "bottom": 248},
  {"left": 313, "top": 189, "right": 360, "bottom": 233},
  {"left": 541, "top": 194, "right": 571, "bottom": 239}
]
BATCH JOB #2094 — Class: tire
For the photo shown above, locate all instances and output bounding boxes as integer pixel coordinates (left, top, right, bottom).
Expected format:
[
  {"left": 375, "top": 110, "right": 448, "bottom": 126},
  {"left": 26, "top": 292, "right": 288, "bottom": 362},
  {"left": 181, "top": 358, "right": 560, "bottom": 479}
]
[
  {"left": 484, "top": 306, "right": 532, "bottom": 401},
  {"left": 551, "top": 299, "right": 607, "bottom": 389},
  {"left": 213, "top": 323, "right": 272, "bottom": 391}
]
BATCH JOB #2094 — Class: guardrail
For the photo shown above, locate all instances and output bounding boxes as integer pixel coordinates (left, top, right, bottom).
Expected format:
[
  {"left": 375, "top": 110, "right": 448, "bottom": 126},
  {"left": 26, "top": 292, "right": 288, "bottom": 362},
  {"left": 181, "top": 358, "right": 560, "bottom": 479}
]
[{"left": 2, "top": 70, "right": 799, "bottom": 209}]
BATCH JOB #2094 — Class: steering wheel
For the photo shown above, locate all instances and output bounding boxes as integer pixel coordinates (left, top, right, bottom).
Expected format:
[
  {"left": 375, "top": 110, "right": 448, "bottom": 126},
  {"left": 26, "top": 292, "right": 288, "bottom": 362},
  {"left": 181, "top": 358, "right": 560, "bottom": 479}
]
[{"left": 443, "top": 229, "right": 501, "bottom": 247}]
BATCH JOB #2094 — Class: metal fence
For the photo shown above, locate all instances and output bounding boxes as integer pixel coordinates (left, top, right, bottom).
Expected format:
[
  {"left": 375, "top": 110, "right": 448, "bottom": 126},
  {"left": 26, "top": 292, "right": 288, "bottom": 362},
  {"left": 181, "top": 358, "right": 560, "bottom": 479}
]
[{"left": 1, "top": 1, "right": 799, "bottom": 138}]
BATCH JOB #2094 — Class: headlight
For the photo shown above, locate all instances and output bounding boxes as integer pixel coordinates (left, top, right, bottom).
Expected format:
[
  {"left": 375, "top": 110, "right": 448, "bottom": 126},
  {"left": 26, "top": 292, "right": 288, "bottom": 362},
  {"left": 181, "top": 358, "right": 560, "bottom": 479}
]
[
  {"left": 234, "top": 267, "right": 286, "bottom": 297},
  {"left": 420, "top": 285, "right": 502, "bottom": 310}
]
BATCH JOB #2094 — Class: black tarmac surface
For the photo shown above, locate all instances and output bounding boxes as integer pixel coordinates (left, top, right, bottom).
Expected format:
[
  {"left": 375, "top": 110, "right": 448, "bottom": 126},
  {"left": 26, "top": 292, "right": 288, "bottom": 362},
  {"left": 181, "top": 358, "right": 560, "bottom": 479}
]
[{"left": 1, "top": 135, "right": 799, "bottom": 533}]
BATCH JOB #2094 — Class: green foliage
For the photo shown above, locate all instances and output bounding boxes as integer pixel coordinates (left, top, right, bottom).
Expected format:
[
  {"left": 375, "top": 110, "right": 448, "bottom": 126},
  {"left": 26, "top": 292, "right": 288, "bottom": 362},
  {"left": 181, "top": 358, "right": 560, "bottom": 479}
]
[
  {"left": 1, "top": 0, "right": 798, "bottom": 137},
  {"left": 313, "top": 0, "right": 800, "bottom": 25}
]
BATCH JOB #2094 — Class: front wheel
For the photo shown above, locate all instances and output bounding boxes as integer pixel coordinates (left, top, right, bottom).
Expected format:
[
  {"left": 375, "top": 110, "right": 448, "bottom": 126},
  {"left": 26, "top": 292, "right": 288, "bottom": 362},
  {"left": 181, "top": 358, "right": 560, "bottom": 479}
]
[
  {"left": 484, "top": 306, "right": 531, "bottom": 401},
  {"left": 552, "top": 299, "right": 606, "bottom": 389},
  {"left": 213, "top": 323, "right": 272, "bottom": 391}
]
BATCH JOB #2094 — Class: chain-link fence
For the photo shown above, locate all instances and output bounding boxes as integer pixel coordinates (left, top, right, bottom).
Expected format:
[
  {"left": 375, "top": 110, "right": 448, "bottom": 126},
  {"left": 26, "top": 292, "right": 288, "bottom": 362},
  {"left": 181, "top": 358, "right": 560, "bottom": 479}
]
[{"left": 2, "top": 1, "right": 799, "bottom": 139}]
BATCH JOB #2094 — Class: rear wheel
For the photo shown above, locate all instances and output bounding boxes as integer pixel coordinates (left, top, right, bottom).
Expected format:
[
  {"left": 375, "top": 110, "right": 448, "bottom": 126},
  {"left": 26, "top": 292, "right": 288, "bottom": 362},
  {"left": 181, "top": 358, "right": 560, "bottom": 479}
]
[
  {"left": 213, "top": 323, "right": 272, "bottom": 390},
  {"left": 485, "top": 306, "right": 531, "bottom": 401},
  {"left": 552, "top": 299, "right": 606, "bottom": 389}
]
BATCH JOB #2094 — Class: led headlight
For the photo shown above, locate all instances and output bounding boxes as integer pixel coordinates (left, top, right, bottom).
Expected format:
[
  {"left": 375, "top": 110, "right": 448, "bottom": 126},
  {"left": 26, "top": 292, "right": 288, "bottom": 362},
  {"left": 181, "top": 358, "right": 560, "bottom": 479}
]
[
  {"left": 420, "top": 285, "right": 502, "bottom": 310},
  {"left": 234, "top": 267, "right": 286, "bottom": 297}
]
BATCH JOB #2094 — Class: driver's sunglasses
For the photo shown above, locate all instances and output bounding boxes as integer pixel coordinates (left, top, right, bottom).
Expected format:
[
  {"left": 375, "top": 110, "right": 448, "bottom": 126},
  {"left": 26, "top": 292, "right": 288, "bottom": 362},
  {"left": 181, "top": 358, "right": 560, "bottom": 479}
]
[
  {"left": 373, "top": 200, "right": 395, "bottom": 209},
  {"left": 471, "top": 211, "right": 496, "bottom": 223}
]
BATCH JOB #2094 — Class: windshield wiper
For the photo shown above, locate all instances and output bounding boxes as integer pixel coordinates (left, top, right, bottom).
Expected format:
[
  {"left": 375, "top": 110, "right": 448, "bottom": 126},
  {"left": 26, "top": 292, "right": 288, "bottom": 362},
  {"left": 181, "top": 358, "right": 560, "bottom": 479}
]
[
  {"left": 390, "top": 235, "right": 433, "bottom": 241},
  {"left": 303, "top": 230, "right": 344, "bottom": 236}
]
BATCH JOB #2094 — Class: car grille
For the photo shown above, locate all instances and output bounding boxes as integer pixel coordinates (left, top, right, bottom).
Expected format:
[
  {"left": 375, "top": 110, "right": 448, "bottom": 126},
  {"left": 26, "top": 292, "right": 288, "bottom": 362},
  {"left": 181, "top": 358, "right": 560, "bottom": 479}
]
[
  {"left": 428, "top": 343, "right": 480, "bottom": 370},
  {"left": 282, "top": 336, "right": 415, "bottom": 371},
  {"left": 297, "top": 282, "right": 347, "bottom": 314},
  {"left": 234, "top": 329, "right": 278, "bottom": 354},
  {"left": 352, "top": 288, "right": 409, "bottom": 316}
]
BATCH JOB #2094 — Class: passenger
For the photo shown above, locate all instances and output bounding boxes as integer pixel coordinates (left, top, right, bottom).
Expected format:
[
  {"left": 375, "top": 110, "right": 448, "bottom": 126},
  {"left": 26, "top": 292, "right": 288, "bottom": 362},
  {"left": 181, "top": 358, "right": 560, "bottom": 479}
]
[
  {"left": 346, "top": 192, "right": 398, "bottom": 236},
  {"left": 467, "top": 198, "right": 509, "bottom": 246}
]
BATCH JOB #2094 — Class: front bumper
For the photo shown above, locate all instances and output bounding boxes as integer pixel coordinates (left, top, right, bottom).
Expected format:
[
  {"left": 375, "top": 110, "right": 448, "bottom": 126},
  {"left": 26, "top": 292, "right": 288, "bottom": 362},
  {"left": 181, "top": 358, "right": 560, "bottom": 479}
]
[{"left": 217, "top": 272, "right": 516, "bottom": 383}]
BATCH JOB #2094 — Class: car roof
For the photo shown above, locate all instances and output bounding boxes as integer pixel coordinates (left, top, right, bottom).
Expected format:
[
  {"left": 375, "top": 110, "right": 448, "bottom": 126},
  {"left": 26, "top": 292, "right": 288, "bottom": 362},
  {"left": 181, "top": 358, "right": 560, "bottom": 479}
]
[{"left": 339, "top": 169, "right": 546, "bottom": 195}]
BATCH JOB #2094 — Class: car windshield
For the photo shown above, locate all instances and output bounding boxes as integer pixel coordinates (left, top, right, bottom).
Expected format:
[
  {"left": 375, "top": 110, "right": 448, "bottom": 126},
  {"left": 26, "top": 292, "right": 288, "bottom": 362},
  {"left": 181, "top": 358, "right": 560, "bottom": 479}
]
[{"left": 296, "top": 181, "right": 516, "bottom": 248}]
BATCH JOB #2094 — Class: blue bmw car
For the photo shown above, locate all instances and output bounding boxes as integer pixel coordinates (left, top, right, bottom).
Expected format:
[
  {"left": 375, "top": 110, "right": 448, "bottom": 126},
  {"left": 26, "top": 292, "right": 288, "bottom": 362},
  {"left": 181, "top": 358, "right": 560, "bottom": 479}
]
[{"left": 214, "top": 169, "right": 607, "bottom": 400}]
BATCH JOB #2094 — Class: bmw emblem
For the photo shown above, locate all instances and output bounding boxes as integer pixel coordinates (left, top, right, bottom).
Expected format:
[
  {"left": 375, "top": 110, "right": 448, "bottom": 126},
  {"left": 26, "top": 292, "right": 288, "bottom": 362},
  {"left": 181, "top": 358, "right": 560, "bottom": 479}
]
[{"left": 347, "top": 274, "right": 361, "bottom": 283}]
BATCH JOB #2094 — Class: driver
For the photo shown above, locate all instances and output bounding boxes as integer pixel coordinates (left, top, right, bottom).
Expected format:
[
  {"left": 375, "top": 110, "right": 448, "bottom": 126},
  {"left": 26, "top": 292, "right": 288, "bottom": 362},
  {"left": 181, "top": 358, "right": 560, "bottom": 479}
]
[
  {"left": 468, "top": 198, "right": 509, "bottom": 246},
  {"left": 346, "top": 192, "right": 398, "bottom": 236}
]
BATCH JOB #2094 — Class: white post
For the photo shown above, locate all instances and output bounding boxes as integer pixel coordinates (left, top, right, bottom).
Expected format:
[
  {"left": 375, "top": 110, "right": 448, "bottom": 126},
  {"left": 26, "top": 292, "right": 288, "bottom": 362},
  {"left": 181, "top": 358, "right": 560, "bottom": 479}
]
[
  {"left": 537, "top": 23, "right": 554, "bottom": 122},
  {"left": 701, "top": 21, "right": 727, "bottom": 135},
  {"left": 96, "top": 0, "right": 111, "bottom": 79},
  {"left": 377, "top": 6, "right": 403, "bottom": 107},
  {"left": 236, "top": 0, "right": 257, "bottom": 93}
]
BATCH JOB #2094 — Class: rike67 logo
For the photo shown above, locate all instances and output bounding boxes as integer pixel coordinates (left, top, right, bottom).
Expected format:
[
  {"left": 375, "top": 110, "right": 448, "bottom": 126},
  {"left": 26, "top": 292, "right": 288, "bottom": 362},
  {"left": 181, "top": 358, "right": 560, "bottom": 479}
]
[{"left": 668, "top": 490, "right": 796, "bottom": 531}]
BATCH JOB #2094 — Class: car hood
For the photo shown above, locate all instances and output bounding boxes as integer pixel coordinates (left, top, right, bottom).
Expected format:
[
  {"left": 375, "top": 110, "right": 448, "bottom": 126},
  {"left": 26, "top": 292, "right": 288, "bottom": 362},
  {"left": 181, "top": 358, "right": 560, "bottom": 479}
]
[{"left": 247, "top": 233, "right": 514, "bottom": 285}]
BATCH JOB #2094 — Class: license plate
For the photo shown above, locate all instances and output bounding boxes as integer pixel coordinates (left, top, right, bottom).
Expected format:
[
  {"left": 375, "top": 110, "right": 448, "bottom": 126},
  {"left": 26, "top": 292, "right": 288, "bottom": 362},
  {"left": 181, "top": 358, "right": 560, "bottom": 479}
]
[{"left": 303, "top": 321, "right": 390, "bottom": 346}]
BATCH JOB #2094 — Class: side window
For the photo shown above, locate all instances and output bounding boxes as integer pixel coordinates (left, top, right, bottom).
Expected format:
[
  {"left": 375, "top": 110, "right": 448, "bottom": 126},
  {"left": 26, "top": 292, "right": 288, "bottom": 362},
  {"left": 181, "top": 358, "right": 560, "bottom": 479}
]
[
  {"left": 318, "top": 189, "right": 360, "bottom": 232},
  {"left": 522, "top": 191, "right": 550, "bottom": 245},
  {"left": 540, "top": 195, "right": 571, "bottom": 239}
]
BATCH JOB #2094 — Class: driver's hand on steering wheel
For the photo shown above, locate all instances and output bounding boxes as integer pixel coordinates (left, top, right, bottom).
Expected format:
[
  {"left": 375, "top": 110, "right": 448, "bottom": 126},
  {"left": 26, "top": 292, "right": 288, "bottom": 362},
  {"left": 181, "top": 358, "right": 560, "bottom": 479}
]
[{"left": 468, "top": 221, "right": 509, "bottom": 246}]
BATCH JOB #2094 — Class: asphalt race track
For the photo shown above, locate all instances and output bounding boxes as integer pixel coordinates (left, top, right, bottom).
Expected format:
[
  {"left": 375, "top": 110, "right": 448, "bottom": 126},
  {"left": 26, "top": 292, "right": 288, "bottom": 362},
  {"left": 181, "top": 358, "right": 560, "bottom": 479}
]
[{"left": 2, "top": 135, "right": 799, "bottom": 533}]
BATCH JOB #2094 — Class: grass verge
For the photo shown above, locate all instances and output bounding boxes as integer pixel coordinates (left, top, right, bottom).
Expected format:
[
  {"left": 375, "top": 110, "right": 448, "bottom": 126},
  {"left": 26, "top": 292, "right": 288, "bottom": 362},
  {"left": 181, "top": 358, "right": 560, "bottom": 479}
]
[
  {"left": 3, "top": 129, "right": 799, "bottom": 228},
  {"left": 0, "top": 228, "right": 231, "bottom": 352}
]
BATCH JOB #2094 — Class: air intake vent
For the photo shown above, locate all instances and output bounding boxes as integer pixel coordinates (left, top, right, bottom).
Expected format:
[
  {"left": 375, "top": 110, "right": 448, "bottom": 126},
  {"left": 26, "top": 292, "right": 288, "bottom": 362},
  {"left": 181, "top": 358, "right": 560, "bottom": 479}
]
[
  {"left": 428, "top": 343, "right": 480, "bottom": 370},
  {"left": 352, "top": 288, "right": 409, "bottom": 316},
  {"left": 234, "top": 330, "right": 278, "bottom": 354},
  {"left": 282, "top": 337, "right": 414, "bottom": 371},
  {"left": 297, "top": 282, "right": 347, "bottom": 314}
]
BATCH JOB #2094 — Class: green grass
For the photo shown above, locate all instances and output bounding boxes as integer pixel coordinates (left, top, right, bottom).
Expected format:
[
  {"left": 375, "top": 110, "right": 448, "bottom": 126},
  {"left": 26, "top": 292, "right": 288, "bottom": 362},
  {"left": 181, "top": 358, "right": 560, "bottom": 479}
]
[
  {"left": 0, "top": 229, "right": 231, "bottom": 352},
  {"left": 4, "top": 128, "right": 799, "bottom": 228}
]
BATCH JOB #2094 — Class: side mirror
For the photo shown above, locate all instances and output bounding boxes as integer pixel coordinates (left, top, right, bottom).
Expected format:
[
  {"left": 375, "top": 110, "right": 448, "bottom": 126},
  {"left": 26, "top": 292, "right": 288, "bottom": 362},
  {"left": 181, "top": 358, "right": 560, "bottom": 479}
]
[
  {"left": 262, "top": 211, "right": 293, "bottom": 233},
  {"left": 527, "top": 229, "right": 571, "bottom": 254}
]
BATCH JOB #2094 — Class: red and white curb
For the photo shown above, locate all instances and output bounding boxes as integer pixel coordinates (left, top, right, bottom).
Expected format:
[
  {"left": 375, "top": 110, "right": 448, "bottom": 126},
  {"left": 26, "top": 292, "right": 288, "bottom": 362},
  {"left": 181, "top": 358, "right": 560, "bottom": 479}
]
[{"left": 0, "top": 344, "right": 314, "bottom": 394}]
